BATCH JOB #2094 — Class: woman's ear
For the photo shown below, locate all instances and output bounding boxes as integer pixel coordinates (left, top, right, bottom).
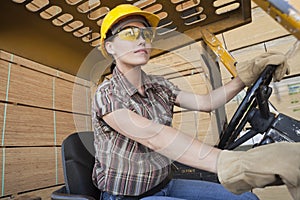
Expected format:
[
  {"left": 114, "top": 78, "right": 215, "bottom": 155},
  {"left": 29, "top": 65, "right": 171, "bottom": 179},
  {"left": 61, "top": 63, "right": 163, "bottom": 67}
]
[{"left": 105, "top": 41, "right": 115, "bottom": 55}]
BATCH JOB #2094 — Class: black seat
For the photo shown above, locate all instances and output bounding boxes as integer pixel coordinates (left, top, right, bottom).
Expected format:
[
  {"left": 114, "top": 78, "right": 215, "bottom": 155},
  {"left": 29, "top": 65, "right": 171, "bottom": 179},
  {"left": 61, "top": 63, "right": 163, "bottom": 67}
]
[{"left": 51, "top": 131, "right": 101, "bottom": 200}]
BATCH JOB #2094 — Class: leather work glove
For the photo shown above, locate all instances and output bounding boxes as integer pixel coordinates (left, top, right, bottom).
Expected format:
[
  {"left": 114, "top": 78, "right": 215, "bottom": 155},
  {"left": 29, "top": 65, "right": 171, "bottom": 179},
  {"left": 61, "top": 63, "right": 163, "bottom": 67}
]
[
  {"left": 236, "top": 51, "right": 290, "bottom": 86},
  {"left": 217, "top": 142, "right": 300, "bottom": 200}
]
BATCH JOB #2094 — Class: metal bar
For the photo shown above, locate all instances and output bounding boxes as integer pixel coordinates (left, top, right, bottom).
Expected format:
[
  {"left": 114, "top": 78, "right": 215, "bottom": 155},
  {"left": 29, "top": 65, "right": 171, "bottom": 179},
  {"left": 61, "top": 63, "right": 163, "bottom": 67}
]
[
  {"left": 201, "top": 29, "right": 238, "bottom": 77},
  {"left": 201, "top": 41, "right": 227, "bottom": 137}
]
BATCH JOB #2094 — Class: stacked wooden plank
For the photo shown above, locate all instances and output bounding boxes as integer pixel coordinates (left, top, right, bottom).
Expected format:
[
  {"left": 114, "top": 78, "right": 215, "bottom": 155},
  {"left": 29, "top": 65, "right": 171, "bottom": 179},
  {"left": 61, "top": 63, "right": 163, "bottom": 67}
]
[{"left": 0, "top": 50, "right": 92, "bottom": 198}]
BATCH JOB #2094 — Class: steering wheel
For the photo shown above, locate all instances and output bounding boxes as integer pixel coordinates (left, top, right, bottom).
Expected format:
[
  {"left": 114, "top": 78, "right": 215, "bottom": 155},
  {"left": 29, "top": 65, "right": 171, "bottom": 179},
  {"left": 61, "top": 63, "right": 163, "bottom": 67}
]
[{"left": 218, "top": 65, "right": 278, "bottom": 150}]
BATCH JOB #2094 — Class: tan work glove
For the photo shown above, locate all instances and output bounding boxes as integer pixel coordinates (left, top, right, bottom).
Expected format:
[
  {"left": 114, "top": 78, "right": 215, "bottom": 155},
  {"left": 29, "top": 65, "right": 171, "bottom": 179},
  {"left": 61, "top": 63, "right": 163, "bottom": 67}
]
[
  {"left": 236, "top": 52, "right": 290, "bottom": 86},
  {"left": 217, "top": 142, "right": 300, "bottom": 200}
]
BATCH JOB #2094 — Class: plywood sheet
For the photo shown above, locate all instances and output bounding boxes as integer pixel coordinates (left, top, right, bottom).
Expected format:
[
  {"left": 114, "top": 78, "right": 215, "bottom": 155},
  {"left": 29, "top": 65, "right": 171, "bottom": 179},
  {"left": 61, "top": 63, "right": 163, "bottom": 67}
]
[
  {"left": 0, "top": 60, "right": 9, "bottom": 101},
  {"left": 56, "top": 111, "right": 92, "bottom": 145},
  {"left": 172, "top": 111, "right": 217, "bottom": 145},
  {"left": 57, "top": 70, "right": 91, "bottom": 87},
  {"left": 0, "top": 50, "right": 57, "bottom": 77},
  {"left": 225, "top": 101, "right": 241, "bottom": 121},
  {"left": 198, "top": 135, "right": 219, "bottom": 146},
  {"left": 0, "top": 104, "right": 3, "bottom": 142},
  {"left": 290, "top": 0, "right": 300, "bottom": 10},
  {"left": 55, "top": 78, "right": 91, "bottom": 114},
  {"left": 4, "top": 147, "right": 56, "bottom": 195},
  {"left": 197, "top": 119, "right": 220, "bottom": 146},
  {"left": 4, "top": 104, "right": 54, "bottom": 146},
  {"left": 0, "top": 50, "right": 91, "bottom": 88},
  {"left": 146, "top": 48, "right": 203, "bottom": 76},
  {"left": 232, "top": 43, "right": 266, "bottom": 62},
  {"left": 170, "top": 74, "right": 208, "bottom": 94},
  {"left": 0, "top": 149, "right": 3, "bottom": 196},
  {"left": 56, "top": 147, "right": 64, "bottom": 184},
  {"left": 223, "top": 7, "right": 289, "bottom": 51},
  {"left": 173, "top": 111, "right": 209, "bottom": 123},
  {"left": 8, "top": 63, "right": 53, "bottom": 109}
]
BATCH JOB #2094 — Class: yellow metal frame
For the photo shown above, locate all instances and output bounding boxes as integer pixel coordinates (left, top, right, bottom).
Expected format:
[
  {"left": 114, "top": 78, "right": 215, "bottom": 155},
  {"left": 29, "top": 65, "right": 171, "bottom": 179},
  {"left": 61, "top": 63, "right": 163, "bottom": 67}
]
[{"left": 201, "top": 29, "right": 237, "bottom": 77}]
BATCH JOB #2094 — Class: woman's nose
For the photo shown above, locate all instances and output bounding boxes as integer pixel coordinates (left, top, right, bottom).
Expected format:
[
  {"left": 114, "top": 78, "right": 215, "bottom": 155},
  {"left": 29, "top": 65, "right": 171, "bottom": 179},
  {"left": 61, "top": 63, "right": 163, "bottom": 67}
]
[{"left": 137, "top": 34, "right": 146, "bottom": 45}]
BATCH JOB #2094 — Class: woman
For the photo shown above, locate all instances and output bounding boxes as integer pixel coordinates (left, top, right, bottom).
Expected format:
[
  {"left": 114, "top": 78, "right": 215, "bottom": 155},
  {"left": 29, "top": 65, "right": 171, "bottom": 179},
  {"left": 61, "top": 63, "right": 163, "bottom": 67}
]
[{"left": 92, "top": 4, "right": 300, "bottom": 200}]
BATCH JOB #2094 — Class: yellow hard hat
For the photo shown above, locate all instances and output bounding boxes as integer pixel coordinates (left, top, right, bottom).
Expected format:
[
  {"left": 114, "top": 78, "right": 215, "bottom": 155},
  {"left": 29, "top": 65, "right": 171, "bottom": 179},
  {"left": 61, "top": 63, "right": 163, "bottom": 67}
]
[{"left": 100, "top": 4, "right": 160, "bottom": 58}]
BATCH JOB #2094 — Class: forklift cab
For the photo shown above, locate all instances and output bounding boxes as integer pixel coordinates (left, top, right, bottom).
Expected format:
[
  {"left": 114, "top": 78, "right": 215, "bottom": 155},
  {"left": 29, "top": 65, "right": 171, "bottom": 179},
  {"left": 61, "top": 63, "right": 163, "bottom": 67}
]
[{"left": 0, "top": 0, "right": 299, "bottom": 199}]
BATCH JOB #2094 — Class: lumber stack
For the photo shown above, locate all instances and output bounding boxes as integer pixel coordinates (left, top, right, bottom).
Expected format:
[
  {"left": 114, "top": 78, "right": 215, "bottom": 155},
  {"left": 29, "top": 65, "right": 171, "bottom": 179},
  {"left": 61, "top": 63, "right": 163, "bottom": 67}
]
[{"left": 0, "top": 50, "right": 92, "bottom": 198}]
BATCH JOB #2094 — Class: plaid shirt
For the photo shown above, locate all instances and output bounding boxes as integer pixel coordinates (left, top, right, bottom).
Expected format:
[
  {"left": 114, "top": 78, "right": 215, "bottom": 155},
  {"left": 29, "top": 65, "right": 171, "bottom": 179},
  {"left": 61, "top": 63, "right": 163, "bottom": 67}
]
[{"left": 92, "top": 67, "right": 180, "bottom": 196}]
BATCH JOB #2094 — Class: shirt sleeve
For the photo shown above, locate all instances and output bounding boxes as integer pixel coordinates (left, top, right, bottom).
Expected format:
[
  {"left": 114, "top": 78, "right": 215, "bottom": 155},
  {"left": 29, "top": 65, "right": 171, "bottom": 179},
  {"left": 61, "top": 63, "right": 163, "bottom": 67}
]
[
  {"left": 151, "top": 75, "right": 181, "bottom": 104},
  {"left": 93, "top": 82, "right": 127, "bottom": 118},
  {"left": 163, "top": 79, "right": 181, "bottom": 104}
]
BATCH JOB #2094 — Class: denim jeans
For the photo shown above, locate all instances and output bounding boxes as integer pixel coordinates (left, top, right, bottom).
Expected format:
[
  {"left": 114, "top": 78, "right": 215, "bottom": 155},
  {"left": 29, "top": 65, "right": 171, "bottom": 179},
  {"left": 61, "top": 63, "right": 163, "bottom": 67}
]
[{"left": 101, "top": 179, "right": 259, "bottom": 200}]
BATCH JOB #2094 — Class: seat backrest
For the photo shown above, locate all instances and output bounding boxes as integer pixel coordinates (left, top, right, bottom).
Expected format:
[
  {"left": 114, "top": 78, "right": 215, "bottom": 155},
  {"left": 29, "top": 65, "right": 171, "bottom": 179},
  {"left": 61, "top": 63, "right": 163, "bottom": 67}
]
[{"left": 61, "top": 131, "right": 101, "bottom": 199}]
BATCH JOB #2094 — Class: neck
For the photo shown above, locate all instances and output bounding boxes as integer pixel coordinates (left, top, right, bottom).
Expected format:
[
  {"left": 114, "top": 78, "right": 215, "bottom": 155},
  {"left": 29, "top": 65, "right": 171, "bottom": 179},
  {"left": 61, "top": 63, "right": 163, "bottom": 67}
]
[{"left": 117, "top": 64, "right": 145, "bottom": 96}]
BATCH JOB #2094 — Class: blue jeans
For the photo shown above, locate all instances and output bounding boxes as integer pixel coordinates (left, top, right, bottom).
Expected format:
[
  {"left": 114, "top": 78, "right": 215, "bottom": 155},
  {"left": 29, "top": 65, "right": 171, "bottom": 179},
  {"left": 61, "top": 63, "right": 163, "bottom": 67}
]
[{"left": 101, "top": 179, "right": 259, "bottom": 200}]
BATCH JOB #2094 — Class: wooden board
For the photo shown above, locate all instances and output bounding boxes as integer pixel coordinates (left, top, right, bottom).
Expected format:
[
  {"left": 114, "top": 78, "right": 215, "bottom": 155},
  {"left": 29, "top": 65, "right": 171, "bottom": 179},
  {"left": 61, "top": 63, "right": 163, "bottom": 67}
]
[
  {"left": 3, "top": 104, "right": 54, "bottom": 146},
  {"left": 0, "top": 61, "right": 9, "bottom": 101},
  {"left": 55, "top": 78, "right": 91, "bottom": 114},
  {"left": 56, "top": 111, "right": 92, "bottom": 145},
  {"left": 0, "top": 103, "right": 4, "bottom": 139},
  {"left": 1, "top": 103, "right": 93, "bottom": 147},
  {"left": 0, "top": 50, "right": 57, "bottom": 77},
  {"left": 3, "top": 147, "right": 57, "bottom": 195},
  {"left": 8, "top": 63, "right": 53, "bottom": 109},
  {"left": 223, "top": 7, "right": 290, "bottom": 51},
  {"left": 172, "top": 111, "right": 218, "bottom": 145},
  {"left": 0, "top": 149, "right": 3, "bottom": 197},
  {"left": 170, "top": 73, "right": 208, "bottom": 94},
  {"left": 56, "top": 147, "right": 64, "bottom": 184},
  {"left": 225, "top": 100, "right": 241, "bottom": 121},
  {"left": 0, "top": 50, "right": 91, "bottom": 88}
]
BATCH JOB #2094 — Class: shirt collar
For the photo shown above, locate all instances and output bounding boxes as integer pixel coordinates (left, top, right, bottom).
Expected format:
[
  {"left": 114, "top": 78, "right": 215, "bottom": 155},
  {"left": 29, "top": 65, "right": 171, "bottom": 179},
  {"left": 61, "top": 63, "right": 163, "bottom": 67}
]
[{"left": 113, "top": 67, "right": 153, "bottom": 96}]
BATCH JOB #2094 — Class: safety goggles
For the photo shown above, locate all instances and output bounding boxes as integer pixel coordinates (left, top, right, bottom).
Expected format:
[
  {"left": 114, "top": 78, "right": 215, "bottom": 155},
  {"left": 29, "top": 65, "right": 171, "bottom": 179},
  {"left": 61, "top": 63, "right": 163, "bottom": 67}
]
[{"left": 113, "top": 26, "right": 155, "bottom": 43}]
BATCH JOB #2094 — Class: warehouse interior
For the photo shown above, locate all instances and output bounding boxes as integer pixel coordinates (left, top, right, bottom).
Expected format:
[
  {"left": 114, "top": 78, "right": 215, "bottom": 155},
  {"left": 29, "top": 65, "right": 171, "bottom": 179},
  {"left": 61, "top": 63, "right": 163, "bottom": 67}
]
[{"left": 0, "top": 0, "right": 299, "bottom": 199}]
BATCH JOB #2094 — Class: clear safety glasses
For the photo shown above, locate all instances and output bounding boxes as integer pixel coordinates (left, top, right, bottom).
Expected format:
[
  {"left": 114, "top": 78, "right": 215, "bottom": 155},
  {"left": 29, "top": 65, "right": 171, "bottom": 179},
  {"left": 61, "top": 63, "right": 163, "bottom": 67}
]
[{"left": 114, "top": 26, "right": 155, "bottom": 43}]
